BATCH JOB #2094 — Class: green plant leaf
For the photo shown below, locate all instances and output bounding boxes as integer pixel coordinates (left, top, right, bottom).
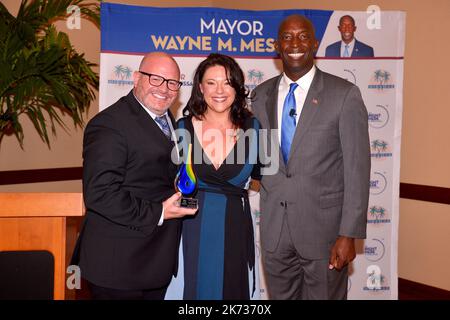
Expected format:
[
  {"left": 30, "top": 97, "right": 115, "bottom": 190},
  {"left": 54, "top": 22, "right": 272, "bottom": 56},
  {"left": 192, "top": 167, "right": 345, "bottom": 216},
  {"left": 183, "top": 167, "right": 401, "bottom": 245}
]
[{"left": 0, "top": 0, "right": 100, "bottom": 148}]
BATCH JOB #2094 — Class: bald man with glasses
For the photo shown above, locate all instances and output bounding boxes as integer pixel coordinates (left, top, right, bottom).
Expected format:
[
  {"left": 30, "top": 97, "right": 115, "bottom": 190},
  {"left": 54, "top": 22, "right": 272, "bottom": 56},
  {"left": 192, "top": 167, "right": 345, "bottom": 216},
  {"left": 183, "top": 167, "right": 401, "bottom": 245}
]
[{"left": 71, "top": 52, "right": 197, "bottom": 300}]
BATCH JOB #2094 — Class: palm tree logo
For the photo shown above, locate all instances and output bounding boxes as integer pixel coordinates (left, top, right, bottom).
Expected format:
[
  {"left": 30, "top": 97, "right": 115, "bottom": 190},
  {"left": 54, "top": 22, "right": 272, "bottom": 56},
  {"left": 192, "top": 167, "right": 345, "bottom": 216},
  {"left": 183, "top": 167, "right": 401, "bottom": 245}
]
[
  {"left": 252, "top": 209, "right": 261, "bottom": 226},
  {"left": 113, "top": 65, "right": 133, "bottom": 84},
  {"left": 368, "top": 271, "right": 385, "bottom": 290},
  {"left": 247, "top": 69, "right": 264, "bottom": 85},
  {"left": 369, "top": 205, "right": 386, "bottom": 221},
  {"left": 123, "top": 66, "right": 132, "bottom": 79},
  {"left": 114, "top": 65, "right": 125, "bottom": 78},
  {"left": 369, "top": 70, "right": 394, "bottom": 91},
  {"left": 373, "top": 70, "right": 391, "bottom": 85},
  {"left": 371, "top": 139, "right": 388, "bottom": 153}
]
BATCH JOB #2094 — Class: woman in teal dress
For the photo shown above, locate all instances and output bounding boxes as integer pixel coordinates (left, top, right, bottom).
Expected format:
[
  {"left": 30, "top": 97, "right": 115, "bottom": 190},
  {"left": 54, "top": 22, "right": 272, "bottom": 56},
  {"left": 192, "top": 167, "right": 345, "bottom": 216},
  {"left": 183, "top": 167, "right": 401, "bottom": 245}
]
[{"left": 177, "top": 53, "right": 261, "bottom": 300}]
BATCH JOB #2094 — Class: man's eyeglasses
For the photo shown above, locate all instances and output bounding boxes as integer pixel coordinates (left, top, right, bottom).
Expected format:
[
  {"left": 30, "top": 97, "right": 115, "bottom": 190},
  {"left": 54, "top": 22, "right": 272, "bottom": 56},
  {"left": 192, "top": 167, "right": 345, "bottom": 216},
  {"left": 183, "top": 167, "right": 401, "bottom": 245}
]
[{"left": 139, "top": 71, "right": 182, "bottom": 91}]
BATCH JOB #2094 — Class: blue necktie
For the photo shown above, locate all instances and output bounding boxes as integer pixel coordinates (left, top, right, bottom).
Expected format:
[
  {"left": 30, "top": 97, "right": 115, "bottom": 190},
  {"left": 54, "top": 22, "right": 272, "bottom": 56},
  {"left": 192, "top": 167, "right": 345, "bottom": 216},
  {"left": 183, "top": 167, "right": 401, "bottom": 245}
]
[
  {"left": 344, "top": 44, "right": 350, "bottom": 57},
  {"left": 281, "top": 83, "right": 298, "bottom": 164},
  {"left": 154, "top": 115, "right": 171, "bottom": 140}
]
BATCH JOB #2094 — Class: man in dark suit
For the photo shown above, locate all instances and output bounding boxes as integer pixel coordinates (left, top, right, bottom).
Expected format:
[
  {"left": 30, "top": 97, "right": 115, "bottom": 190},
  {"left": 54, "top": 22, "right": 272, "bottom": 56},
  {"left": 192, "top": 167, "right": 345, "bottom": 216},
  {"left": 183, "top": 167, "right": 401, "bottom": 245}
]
[
  {"left": 252, "top": 15, "right": 370, "bottom": 299},
  {"left": 325, "top": 15, "right": 374, "bottom": 57},
  {"left": 71, "top": 52, "right": 197, "bottom": 300}
]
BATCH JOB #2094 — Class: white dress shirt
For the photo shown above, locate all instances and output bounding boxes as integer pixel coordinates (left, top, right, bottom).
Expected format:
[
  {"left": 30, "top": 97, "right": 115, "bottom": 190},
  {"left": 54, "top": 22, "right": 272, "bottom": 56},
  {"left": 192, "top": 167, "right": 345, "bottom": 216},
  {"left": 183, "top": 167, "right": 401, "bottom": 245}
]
[
  {"left": 277, "top": 65, "right": 316, "bottom": 144},
  {"left": 134, "top": 94, "right": 176, "bottom": 142}
]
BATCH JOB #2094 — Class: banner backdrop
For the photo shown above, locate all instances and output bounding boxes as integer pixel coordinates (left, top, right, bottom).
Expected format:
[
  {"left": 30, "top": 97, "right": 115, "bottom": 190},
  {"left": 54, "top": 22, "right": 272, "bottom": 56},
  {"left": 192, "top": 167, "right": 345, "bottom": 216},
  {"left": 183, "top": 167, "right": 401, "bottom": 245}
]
[{"left": 99, "top": 3, "right": 405, "bottom": 300}]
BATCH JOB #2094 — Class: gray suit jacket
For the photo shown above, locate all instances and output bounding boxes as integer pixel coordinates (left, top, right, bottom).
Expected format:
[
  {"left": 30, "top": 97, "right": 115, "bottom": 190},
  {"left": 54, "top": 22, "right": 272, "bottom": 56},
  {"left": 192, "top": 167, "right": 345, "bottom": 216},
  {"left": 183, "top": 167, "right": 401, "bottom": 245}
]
[{"left": 252, "top": 68, "right": 370, "bottom": 260}]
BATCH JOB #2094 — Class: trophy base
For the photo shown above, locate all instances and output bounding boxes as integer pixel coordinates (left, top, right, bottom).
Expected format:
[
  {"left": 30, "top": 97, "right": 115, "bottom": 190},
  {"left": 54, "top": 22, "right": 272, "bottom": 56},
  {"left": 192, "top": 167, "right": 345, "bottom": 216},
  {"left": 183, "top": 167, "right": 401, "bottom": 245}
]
[{"left": 180, "top": 197, "right": 198, "bottom": 209}]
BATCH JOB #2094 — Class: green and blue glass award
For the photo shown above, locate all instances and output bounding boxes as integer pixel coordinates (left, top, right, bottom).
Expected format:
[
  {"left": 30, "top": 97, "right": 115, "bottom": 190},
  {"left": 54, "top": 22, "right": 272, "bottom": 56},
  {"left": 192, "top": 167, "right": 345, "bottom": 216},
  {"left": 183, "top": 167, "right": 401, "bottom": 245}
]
[{"left": 175, "top": 143, "right": 198, "bottom": 208}]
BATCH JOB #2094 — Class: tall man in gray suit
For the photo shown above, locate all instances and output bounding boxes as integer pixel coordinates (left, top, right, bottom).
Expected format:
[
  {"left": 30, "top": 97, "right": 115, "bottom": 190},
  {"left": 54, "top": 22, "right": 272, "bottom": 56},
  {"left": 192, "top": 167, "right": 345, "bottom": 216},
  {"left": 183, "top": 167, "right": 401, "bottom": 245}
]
[{"left": 252, "top": 14, "right": 370, "bottom": 299}]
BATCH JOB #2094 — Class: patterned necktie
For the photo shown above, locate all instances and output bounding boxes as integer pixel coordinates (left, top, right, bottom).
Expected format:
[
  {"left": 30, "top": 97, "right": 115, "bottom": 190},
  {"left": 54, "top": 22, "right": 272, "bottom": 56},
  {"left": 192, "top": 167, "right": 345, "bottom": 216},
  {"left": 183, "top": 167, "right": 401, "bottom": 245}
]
[
  {"left": 154, "top": 115, "right": 171, "bottom": 140},
  {"left": 281, "top": 83, "right": 298, "bottom": 164},
  {"left": 344, "top": 44, "right": 350, "bottom": 57}
]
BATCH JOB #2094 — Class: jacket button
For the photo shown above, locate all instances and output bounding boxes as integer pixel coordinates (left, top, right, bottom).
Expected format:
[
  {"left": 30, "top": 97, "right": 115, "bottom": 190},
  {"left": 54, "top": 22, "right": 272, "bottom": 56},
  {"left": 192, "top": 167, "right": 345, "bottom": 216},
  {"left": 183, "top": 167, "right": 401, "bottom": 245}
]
[
  {"left": 286, "top": 173, "right": 292, "bottom": 178},
  {"left": 280, "top": 202, "right": 284, "bottom": 207}
]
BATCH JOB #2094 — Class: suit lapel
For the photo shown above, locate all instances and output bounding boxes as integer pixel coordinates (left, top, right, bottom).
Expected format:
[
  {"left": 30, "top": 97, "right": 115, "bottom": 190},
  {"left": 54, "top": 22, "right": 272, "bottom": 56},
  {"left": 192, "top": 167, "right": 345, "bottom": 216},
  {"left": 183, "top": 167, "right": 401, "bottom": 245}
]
[
  {"left": 288, "top": 68, "right": 324, "bottom": 160},
  {"left": 264, "top": 75, "right": 286, "bottom": 172},
  {"left": 352, "top": 39, "right": 360, "bottom": 57},
  {"left": 128, "top": 91, "right": 175, "bottom": 149},
  {"left": 265, "top": 75, "right": 282, "bottom": 131}
]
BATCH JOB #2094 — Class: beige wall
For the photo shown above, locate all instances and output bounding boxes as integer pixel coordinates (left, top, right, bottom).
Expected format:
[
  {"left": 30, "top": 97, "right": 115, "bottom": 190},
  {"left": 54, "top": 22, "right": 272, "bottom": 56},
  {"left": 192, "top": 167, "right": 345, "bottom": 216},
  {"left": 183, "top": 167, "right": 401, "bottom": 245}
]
[
  {"left": 1, "top": 0, "right": 449, "bottom": 291},
  {"left": 399, "top": 199, "right": 450, "bottom": 290}
]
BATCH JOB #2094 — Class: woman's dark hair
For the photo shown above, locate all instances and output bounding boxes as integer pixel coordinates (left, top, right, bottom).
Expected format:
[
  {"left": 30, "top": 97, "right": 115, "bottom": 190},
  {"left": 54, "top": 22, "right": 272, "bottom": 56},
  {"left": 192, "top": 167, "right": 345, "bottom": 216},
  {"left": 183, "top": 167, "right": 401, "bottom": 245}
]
[{"left": 183, "top": 53, "right": 252, "bottom": 129}]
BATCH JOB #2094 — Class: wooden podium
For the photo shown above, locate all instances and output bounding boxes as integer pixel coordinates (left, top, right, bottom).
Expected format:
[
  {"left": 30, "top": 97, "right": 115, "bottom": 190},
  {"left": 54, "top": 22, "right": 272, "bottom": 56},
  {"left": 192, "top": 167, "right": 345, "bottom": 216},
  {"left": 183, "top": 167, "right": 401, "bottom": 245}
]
[{"left": 0, "top": 193, "right": 84, "bottom": 299}]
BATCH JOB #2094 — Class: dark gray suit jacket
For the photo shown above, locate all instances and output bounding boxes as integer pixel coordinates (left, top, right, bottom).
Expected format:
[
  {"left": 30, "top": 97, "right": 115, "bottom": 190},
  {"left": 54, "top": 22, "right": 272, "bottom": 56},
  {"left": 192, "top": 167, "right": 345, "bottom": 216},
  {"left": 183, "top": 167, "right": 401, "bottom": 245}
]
[{"left": 252, "top": 68, "right": 370, "bottom": 260}]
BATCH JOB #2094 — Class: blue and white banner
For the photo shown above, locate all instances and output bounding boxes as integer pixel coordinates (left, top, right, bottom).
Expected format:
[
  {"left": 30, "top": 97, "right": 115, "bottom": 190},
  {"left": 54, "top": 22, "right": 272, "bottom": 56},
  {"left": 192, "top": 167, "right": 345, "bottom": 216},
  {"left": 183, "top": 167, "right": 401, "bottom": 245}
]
[
  {"left": 101, "top": 4, "right": 332, "bottom": 57},
  {"left": 100, "top": 3, "right": 405, "bottom": 300}
]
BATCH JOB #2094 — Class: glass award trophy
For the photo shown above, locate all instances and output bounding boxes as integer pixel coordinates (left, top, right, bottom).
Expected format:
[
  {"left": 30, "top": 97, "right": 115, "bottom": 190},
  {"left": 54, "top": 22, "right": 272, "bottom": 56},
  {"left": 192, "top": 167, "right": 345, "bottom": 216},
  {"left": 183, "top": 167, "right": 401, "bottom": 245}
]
[{"left": 174, "top": 143, "right": 198, "bottom": 208}]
